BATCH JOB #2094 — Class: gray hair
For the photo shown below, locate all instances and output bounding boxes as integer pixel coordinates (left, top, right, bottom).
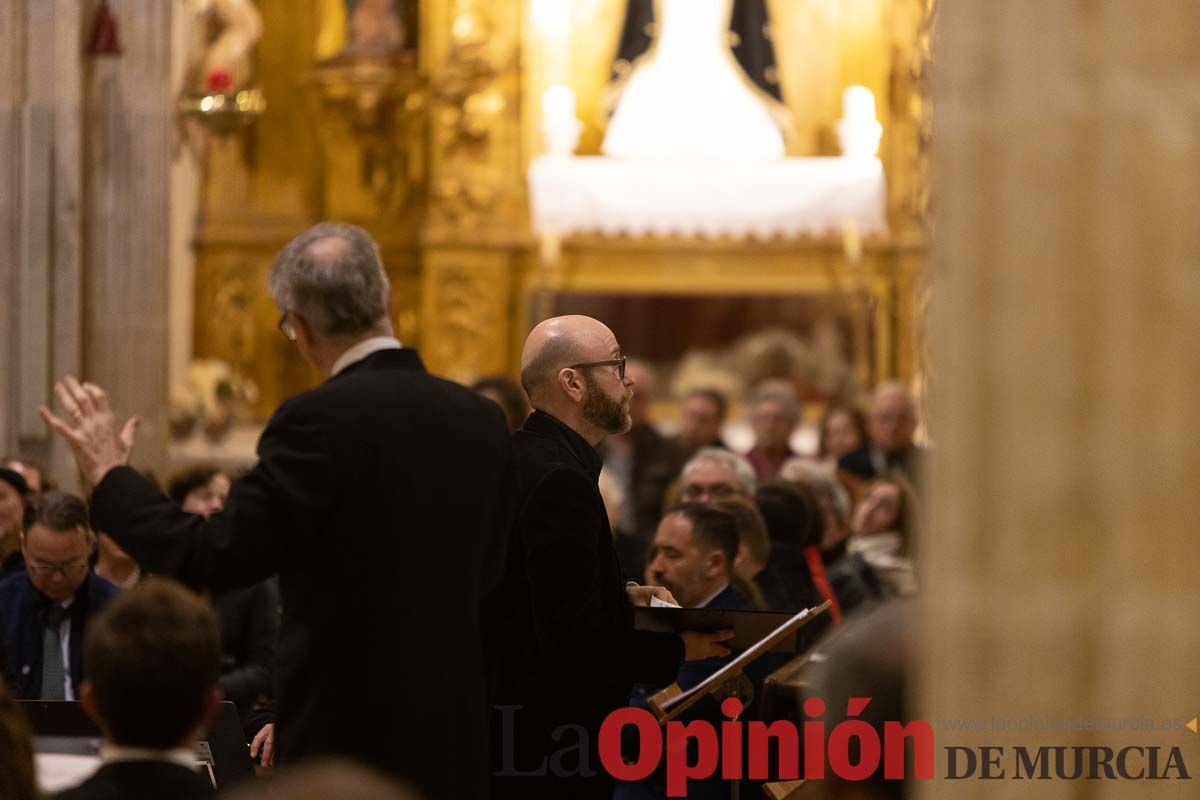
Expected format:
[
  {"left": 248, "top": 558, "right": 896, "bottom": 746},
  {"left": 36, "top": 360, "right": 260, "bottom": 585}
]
[
  {"left": 681, "top": 447, "right": 758, "bottom": 495},
  {"left": 268, "top": 222, "right": 390, "bottom": 338},
  {"left": 779, "top": 458, "right": 851, "bottom": 521}
]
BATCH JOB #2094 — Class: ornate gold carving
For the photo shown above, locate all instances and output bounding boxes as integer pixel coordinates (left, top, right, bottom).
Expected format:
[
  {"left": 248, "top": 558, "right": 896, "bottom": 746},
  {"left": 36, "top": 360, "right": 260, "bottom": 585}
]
[
  {"left": 305, "top": 52, "right": 426, "bottom": 218},
  {"left": 425, "top": 0, "right": 525, "bottom": 243},
  {"left": 420, "top": 256, "right": 511, "bottom": 381}
]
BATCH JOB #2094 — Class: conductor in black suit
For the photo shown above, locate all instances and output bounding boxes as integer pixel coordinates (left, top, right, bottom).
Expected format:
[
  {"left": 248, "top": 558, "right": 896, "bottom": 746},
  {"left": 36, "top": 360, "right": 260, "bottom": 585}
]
[
  {"left": 42, "top": 223, "right": 512, "bottom": 800},
  {"left": 488, "top": 315, "right": 732, "bottom": 800}
]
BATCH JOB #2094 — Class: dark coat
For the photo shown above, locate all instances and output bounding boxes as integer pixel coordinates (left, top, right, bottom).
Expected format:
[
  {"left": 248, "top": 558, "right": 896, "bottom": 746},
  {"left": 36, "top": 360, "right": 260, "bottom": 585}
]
[
  {"left": 52, "top": 761, "right": 214, "bottom": 800},
  {"left": 0, "top": 571, "right": 119, "bottom": 699},
  {"left": 487, "top": 410, "right": 683, "bottom": 800},
  {"left": 837, "top": 443, "right": 925, "bottom": 486},
  {"left": 212, "top": 578, "right": 279, "bottom": 720},
  {"left": 88, "top": 349, "right": 513, "bottom": 800}
]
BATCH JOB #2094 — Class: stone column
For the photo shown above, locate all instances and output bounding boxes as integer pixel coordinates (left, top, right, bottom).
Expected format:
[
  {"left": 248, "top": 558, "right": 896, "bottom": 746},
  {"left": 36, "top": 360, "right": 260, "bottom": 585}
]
[{"left": 922, "top": 2, "right": 1200, "bottom": 797}]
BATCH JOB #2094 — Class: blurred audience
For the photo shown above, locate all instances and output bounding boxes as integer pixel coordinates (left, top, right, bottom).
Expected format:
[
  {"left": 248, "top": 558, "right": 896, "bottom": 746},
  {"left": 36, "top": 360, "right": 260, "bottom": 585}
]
[
  {"left": 743, "top": 383, "right": 800, "bottom": 481},
  {"left": 0, "top": 676, "right": 38, "bottom": 800},
  {"left": 0, "top": 467, "right": 30, "bottom": 579},
  {"left": 223, "top": 758, "right": 424, "bottom": 800},
  {"left": 54, "top": 578, "right": 222, "bottom": 800},
  {"left": 753, "top": 482, "right": 835, "bottom": 616},
  {"left": 778, "top": 459, "right": 852, "bottom": 559},
  {"left": 3, "top": 455, "right": 48, "bottom": 494},
  {"left": 471, "top": 375, "right": 531, "bottom": 432},
  {"left": 673, "top": 388, "right": 729, "bottom": 456},
  {"left": 169, "top": 467, "right": 277, "bottom": 735},
  {"left": 838, "top": 382, "right": 924, "bottom": 487},
  {"left": 711, "top": 500, "right": 769, "bottom": 610},
  {"left": 678, "top": 447, "right": 756, "bottom": 504},
  {"left": 0, "top": 491, "right": 119, "bottom": 700},
  {"left": 847, "top": 476, "right": 918, "bottom": 596},
  {"left": 600, "top": 359, "right": 685, "bottom": 546}
]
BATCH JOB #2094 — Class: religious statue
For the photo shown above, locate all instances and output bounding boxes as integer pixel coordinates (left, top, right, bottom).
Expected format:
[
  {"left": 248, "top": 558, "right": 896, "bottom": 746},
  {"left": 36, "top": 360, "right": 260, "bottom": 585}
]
[
  {"left": 316, "top": 0, "right": 416, "bottom": 62},
  {"left": 602, "top": 0, "right": 788, "bottom": 160},
  {"left": 185, "top": 0, "right": 263, "bottom": 95}
]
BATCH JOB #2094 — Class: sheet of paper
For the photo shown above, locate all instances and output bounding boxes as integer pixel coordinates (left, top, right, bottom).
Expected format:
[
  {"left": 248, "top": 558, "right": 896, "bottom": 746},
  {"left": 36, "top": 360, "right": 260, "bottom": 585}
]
[
  {"left": 36, "top": 752, "right": 102, "bottom": 794},
  {"left": 650, "top": 595, "right": 681, "bottom": 608}
]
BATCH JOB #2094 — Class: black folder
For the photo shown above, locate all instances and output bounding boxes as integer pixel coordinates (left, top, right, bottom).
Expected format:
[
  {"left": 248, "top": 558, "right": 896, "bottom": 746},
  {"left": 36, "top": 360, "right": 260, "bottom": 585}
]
[{"left": 633, "top": 606, "right": 806, "bottom": 653}]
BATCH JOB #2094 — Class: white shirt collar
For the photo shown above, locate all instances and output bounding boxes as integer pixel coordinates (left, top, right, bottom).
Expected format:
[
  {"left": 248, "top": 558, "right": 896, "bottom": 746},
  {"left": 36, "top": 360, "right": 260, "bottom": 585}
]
[
  {"left": 101, "top": 744, "right": 196, "bottom": 769},
  {"left": 696, "top": 582, "right": 731, "bottom": 609},
  {"left": 330, "top": 336, "right": 403, "bottom": 377}
]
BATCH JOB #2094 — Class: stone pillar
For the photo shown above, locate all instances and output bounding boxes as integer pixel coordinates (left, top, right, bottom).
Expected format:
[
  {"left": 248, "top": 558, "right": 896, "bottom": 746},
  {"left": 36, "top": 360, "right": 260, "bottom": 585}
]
[
  {"left": 83, "top": 1, "right": 174, "bottom": 479},
  {"left": 0, "top": 1, "right": 173, "bottom": 485},
  {"left": 922, "top": 2, "right": 1200, "bottom": 797}
]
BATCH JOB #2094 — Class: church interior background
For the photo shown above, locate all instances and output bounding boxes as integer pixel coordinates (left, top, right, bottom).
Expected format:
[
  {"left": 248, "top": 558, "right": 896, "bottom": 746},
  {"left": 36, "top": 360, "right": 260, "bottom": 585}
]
[
  {"left": 0, "top": 0, "right": 934, "bottom": 475},
  {"left": 6, "top": 4, "right": 1199, "bottom": 793}
]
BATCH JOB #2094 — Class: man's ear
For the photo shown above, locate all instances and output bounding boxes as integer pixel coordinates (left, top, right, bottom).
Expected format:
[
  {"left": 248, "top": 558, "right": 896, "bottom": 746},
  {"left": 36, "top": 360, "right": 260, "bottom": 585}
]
[
  {"left": 704, "top": 549, "right": 726, "bottom": 580},
  {"left": 559, "top": 368, "right": 585, "bottom": 403},
  {"left": 200, "top": 686, "right": 224, "bottom": 730},
  {"left": 80, "top": 682, "right": 108, "bottom": 733}
]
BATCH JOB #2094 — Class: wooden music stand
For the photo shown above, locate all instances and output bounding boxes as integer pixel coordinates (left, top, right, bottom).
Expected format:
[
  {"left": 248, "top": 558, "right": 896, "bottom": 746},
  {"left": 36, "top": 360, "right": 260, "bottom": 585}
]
[{"left": 646, "top": 601, "right": 832, "bottom": 724}]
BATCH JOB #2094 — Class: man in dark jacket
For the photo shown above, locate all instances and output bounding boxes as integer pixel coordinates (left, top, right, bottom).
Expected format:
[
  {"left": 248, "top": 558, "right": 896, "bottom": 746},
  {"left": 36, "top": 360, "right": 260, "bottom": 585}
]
[
  {"left": 0, "top": 491, "right": 118, "bottom": 700},
  {"left": 488, "top": 315, "right": 731, "bottom": 800},
  {"left": 42, "top": 223, "right": 512, "bottom": 800},
  {"left": 54, "top": 579, "right": 222, "bottom": 800}
]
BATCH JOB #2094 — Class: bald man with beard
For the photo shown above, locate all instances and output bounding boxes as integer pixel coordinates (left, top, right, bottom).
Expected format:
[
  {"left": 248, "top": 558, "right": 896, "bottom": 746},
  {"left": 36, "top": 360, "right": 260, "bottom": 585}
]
[{"left": 487, "top": 316, "right": 731, "bottom": 800}]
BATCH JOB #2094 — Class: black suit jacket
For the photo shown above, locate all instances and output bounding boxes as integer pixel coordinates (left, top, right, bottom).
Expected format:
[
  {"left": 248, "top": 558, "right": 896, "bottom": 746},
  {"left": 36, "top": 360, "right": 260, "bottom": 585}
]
[
  {"left": 488, "top": 410, "right": 683, "bottom": 799},
  {"left": 89, "top": 349, "right": 513, "bottom": 800},
  {"left": 53, "top": 761, "right": 214, "bottom": 800}
]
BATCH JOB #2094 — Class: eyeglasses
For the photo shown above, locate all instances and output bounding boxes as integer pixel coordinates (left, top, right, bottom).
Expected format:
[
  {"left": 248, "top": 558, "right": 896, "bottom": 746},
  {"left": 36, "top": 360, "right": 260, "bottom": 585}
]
[
  {"left": 27, "top": 558, "right": 89, "bottom": 579},
  {"left": 569, "top": 355, "right": 627, "bottom": 380},
  {"left": 278, "top": 311, "right": 297, "bottom": 342}
]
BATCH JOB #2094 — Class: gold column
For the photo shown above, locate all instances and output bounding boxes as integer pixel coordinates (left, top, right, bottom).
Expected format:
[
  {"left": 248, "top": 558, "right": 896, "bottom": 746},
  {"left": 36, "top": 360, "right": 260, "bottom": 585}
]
[
  {"left": 419, "top": 0, "right": 527, "bottom": 381},
  {"left": 923, "top": 2, "right": 1200, "bottom": 797}
]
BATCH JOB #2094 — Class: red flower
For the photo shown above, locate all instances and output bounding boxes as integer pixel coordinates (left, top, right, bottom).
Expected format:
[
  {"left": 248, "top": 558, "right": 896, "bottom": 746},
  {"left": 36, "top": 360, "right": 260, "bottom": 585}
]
[{"left": 205, "top": 69, "right": 234, "bottom": 94}]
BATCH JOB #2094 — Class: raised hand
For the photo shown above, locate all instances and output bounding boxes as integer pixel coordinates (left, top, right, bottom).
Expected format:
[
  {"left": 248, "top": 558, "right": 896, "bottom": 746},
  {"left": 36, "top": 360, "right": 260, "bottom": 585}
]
[{"left": 40, "top": 375, "right": 139, "bottom": 488}]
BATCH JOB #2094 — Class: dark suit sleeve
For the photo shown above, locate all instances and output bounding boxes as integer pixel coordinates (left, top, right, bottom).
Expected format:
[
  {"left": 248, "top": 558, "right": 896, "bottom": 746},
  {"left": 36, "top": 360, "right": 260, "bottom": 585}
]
[
  {"left": 216, "top": 580, "right": 279, "bottom": 712},
  {"left": 520, "top": 469, "right": 682, "bottom": 689},
  {"left": 90, "top": 399, "right": 332, "bottom": 594}
]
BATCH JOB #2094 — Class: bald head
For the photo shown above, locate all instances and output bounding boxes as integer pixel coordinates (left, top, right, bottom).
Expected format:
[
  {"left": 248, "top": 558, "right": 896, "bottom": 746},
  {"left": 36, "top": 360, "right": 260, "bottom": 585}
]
[
  {"left": 520, "top": 316, "right": 618, "bottom": 403},
  {"left": 868, "top": 381, "right": 917, "bottom": 454}
]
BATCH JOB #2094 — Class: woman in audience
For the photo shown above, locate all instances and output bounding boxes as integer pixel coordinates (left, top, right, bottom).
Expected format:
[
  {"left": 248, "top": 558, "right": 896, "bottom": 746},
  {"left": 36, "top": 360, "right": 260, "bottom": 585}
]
[
  {"left": 754, "top": 481, "right": 840, "bottom": 619},
  {"left": 0, "top": 467, "right": 30, "bottom": 579},
  {"left": 0, "top": 677, "right": 38, "bottom": 800},
  {"left": 817, "top": 404, "right": 867, "bottom": 465},
  {"left": 846, "top": 475, "right": 918, "bottom": 596}
]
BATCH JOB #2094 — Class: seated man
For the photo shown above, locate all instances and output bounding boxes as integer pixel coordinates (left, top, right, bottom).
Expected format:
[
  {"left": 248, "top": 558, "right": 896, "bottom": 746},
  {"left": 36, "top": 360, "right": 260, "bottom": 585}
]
[
  {"left": 54, "top": 578, "right": 222, "bottom": 800},
  {"left": 0, "top": 492, "right": 118, "bottom": 700},
  {"left": 838, "top": 382, "right": 925, "bottom": 487},
  {"left": 677, "top": 447, "right": 756, "bottom": 505}
]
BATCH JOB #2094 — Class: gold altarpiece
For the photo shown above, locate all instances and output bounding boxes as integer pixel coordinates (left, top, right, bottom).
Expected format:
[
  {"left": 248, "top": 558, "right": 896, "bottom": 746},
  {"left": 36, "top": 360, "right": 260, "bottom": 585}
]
[{"left": 192, "top": 0, "right": 933, "bottom": 419}]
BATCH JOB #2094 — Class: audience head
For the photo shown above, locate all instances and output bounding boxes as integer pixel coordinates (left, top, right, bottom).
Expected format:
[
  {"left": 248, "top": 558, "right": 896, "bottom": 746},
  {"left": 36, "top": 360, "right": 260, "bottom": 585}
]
[
  {"left": 867, "top": 382, "right": 917, "bottom": 455},
  {"left": 519, "top": 315, "right": 634, "bottom": 442},
  {"left": 677, "top": 388, "right": 727, "bottom": 454},
  {"left": 0, "top": 467, "right": 29, "bottom": 539},
  {"left": 748, "top": 382, "right": 800, "bottom": 455},
  {"left": 3, "top": 456, "right": 45, "bottom": 494},
  {"left": 647, "top": 503, "right": 739, "bottom": 608},
  {"left": 168, "top": 467, "right": 231, "bottom": 518},
  {"left": 779, "top": 459, "right": 852, "bottom": 550},
  {"left": 851, "top": 476, "right": 918, "bottom": 553},
  {"left": 21, "top": 491, "right": 94, "bottom": 603},
  {"left": 81, "top": 578, "right": 222, "bottom": 750},
  {"left": 755, "top": 481, "right": 823, "bottom": 550},
  {"left": 809, "top": 599, "right": 915, "bottom": 800},
  {"left": 679, "top": 448, "right": 756, "bottom": 504},
  {"left": 224, "top": 758, "right": 424, "bottom": 800},
  {"left": 0, "top": 678, "right": 37, "bottom": 800},
  {"left": 269, "top": 222, "right": 393, "bottom": 375},
  {"left": 818, "top": 405, "right": 867, "bottom": 461},
  {"left": 470, "top": 375, "right": 531, "bottom": 432},
  {"left": 714, "top": 499, "right": 771, "bottom": 581}
]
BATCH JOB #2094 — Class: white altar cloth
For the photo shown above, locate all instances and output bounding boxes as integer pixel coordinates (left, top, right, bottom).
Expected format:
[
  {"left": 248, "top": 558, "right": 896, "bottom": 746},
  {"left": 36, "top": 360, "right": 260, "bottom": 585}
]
[{"left": 527, "top": 156, "right": 887, "bottom": 240}]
